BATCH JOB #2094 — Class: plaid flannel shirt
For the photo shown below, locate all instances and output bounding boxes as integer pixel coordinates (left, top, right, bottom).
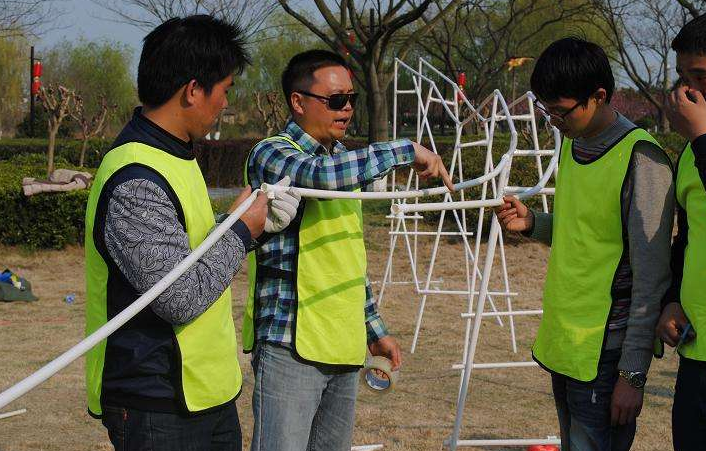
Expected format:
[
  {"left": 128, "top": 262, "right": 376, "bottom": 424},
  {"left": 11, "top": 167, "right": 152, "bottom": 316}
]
[{"left": 246, "top": 119, "right": 415, "bottom": 346}]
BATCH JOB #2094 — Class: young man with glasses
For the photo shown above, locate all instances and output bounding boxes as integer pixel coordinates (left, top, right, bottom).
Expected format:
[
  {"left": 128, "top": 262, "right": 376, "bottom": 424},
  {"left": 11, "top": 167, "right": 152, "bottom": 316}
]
[
  {"left": 495, "top": 38, "right": 673, "bottom": 450},
  {"left": 243, "top": 49, "right": 453, "bottom": 451}
]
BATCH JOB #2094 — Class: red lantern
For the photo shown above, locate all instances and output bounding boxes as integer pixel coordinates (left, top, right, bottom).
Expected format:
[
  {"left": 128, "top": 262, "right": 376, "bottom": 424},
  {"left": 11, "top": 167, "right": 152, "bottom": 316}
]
[
  {"left": 527, "top": 446, "right": 559, "bottom": 451},
  {"left": 32, "top": 60, "right": 42, "bottom": 78},
  {"left": 457, "top": 72, "right": 466, "bottom": 88},
  {"left": 31, "top": 79, "right": 41, "bottom": 95}
]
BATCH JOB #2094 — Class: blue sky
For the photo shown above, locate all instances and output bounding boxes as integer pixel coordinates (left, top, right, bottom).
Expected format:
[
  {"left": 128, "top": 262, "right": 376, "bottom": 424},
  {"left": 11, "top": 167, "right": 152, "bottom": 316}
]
[{"left": 38, "top": 0, "right": 147, "bottom": 68}]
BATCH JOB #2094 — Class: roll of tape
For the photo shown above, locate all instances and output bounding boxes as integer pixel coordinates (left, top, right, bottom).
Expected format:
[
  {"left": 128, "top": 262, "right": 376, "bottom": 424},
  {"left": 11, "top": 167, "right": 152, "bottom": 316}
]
[{"left": 360, "top": 356, "right": 398, "bottom": 394}]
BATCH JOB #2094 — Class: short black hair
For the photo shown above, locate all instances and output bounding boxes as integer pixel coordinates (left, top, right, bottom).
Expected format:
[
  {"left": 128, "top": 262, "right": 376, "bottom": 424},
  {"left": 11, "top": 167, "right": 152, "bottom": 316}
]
[
  {"left": 281, "top": 50, "right": 349, "bottom": 109},
  {"left": 672, "top": 14, "right": 706, "bottom": 56},
  {"left": 530, "top": 37, "right": 615, "bottom": 104},
  {"left": 137, "top": 15, "right": 250, "bottom": 108}
]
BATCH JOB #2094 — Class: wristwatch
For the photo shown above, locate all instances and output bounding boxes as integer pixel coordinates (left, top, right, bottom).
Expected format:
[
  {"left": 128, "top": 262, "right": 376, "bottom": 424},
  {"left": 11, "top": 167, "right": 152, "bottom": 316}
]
[{"left": 619, "top": 370, "right": 647, "bottom": 389}]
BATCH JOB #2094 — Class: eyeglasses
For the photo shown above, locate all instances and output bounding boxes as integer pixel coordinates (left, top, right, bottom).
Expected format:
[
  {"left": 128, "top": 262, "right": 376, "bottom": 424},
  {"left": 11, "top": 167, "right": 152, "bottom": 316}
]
[
  {"left": 296, "top": 91, "right": 359, "bottom": 110},
  {"left": 534, "top": 100, "right": 585, "bottom": 123}
]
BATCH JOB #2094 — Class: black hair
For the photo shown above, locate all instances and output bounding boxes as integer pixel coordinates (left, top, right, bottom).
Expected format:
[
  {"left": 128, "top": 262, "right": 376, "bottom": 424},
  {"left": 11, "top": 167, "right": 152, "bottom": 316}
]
[
  {"left": 137, "top": 15, "right": 250, "bottom": 108},
  {"left": 281, "top": 49, "right": 349, "bottom": 109},
  {"left": 530, "top": 37, "right": 615, "bottom": 104},
  {"left": 672, "top": 13, "right": 706, "bottom": 56}
]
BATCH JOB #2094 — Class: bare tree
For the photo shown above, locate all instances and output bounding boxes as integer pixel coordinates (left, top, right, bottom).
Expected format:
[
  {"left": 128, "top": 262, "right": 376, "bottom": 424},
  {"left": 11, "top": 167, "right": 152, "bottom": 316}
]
[
  {"left": 254, "top": 91, "right": 287, "bottom": 136},
  {"left": 70, "top": 95, "right": 116, "bottom": 167},
  {"left": 93, "top": 0, "right": 278, "bottom": 41},
  {"left": 0, "top": 1, "right": 60, "bottom": 37},
  {"left": 592, "top": 0, "right": 699, "bottom": 131},
  {"left": 419, "top": 0, "right": 593, "bottom": 104},
  {"left": 278, "top": 0, "right": 463, "bottom": 141},
  {"left": 676, "top": 0, "right": 706, "bottom": 18},
  {"left": 39, "top": 84, "right": 75, "bottom": 177}
]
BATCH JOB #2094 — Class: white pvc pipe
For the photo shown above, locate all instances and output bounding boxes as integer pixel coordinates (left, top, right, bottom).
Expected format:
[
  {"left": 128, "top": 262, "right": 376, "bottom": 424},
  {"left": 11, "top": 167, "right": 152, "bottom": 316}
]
[
  {"left": 391, "top": 198, "right": 504, "bottom": 215},
  {"left": 447, "top": 438, "right": 560, "bottom": 447},
  {"left": 450, "top": 361, "right": 539, "bottom": 370},
  {"left": 460, "top": 309, "right": 542, "bottom": 318},
  {"left": 0, "top": 192, "right": 260, "bottom": 410},
  {"left": 351, "top": 445, "right": 384, "bottom": 451},
  {"left": 0, "top": 408, "right": 26, "bottom": 420}
]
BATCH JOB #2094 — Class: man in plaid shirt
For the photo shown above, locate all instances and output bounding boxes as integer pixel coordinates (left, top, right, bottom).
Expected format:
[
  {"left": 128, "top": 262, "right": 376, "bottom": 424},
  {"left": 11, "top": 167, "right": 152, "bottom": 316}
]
[{"left": 245, "top": 50, "right": 452, "bottom": 451}]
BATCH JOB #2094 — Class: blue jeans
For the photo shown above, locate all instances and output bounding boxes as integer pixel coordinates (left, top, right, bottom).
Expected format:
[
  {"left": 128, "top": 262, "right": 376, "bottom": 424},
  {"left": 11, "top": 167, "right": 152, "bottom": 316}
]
[
  {"left": 250, "top": 342, "right": 359, "bottom": 451},
  {"left": 673, "top": 356, "right": 706, "bottom": 451},
  {"left": 101, "top": 402, "right": 241, "bottom": 451},
  {"left": 551, "top": 349, "right": 636, "bottom": 451}
]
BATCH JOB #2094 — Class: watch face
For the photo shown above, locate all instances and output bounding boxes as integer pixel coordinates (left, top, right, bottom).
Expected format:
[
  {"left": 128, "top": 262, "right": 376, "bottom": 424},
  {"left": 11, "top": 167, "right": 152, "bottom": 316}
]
[
  {"left": 620, "top": 370, "right": 647, "bottom": 388},
  {"left": 630, "top": 372, "right": 647, "bottom": 387}
]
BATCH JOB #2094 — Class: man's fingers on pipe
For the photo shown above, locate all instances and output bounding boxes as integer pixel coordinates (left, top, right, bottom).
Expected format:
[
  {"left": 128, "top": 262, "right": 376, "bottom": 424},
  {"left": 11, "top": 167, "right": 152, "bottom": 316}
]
[{"left": 497, "top": 208, "right": 517, "bottom": 219}]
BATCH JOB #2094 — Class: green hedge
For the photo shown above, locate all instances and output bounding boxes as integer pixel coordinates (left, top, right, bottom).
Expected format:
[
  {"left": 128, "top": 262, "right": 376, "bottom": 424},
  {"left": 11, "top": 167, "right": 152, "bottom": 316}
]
[
  {"left": 0, "top": 131, "right": 689, "bottom": 248},
  {"left": 0, "top": 138, "right": 112, "bottom": 168},
  {"left": 0, "top": 154, "right": 92, "bottom": 249}
]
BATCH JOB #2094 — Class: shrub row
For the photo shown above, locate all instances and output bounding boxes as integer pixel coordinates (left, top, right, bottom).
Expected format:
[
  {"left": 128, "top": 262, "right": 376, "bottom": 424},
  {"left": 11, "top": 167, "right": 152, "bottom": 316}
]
[
  {"left": 0, "top": 132, "right": 689, "bottom": 248},
  {"left": 0, "top": 154, "right": 92, "bottom": 249}
]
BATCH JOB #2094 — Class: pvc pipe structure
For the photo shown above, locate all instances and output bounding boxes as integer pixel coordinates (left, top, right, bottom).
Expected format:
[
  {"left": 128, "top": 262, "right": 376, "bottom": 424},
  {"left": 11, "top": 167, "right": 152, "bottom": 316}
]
[{"left": 0, "top": 192, "right": 260, "bottom": 410}]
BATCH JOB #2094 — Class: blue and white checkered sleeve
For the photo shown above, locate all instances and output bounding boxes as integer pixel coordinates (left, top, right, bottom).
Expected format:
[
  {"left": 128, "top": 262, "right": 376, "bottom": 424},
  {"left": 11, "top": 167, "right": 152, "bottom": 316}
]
[
  {"left": 248, "top": 139, "right": 415, "bottom": 191},
  {"left": 364, "top": 276, "right": 388, "bottom": 344}
]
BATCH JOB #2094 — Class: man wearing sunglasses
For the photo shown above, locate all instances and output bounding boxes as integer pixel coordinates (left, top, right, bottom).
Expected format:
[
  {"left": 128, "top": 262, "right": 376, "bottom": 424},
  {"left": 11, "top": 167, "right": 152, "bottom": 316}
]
[
  {"left": 243, "top": 49, "right": 453, "bottom": 451},
  {"left": 494, "top": 38, "right": 673, "bottom": 450}
]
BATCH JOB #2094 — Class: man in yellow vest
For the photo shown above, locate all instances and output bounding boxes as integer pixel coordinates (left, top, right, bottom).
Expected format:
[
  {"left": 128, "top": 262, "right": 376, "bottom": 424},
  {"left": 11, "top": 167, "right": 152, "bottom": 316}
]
[
  {"left": 657, "top": 13, "right": 706, "bottom": 450},
  {"left": 243, "top": 49, "right": 453, "bottom": 451},
  {"left": 85, "top": 16, "right": 300, "bottom": 451},
  {"left": 495, "top": 38, "right": 674, "bottom": 450}
]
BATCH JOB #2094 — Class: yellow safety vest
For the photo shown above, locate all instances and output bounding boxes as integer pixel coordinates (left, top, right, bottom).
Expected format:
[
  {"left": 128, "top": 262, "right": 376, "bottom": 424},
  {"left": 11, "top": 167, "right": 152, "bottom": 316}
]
[{"left": 85, "top": 142, "right": 241, "bottom": 416}]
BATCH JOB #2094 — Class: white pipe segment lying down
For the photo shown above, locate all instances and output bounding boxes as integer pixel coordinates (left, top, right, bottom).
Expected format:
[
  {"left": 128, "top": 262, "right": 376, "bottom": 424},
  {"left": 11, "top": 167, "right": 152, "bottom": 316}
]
[{"left": 0, "top": 192, "right": 260, "bottom": 411}]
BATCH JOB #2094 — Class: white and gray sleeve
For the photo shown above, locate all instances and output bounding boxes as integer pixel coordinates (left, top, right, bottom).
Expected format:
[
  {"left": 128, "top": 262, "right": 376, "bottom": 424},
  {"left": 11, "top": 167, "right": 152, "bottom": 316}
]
[
  {"left": 104, "top": 178, "right": 248, "bottom": 325},
  {"left": 620, "top": 144, "right": 674, "bottom": 373}
]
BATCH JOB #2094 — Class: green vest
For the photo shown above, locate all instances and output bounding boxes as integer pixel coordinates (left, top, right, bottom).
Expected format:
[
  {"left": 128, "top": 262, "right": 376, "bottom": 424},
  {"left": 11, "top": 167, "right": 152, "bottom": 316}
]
[
  {"left": 242, "top": 135, "right": 368, "bottom": 366},
  {"left": 533, "top": 128, "right": 659, "bottom": 382},
  {"left": 85, "top": 142, "right": 241, "bottom": 417},
  {"left": 676, "top": 142, "right": 706, "bottom": 361}
]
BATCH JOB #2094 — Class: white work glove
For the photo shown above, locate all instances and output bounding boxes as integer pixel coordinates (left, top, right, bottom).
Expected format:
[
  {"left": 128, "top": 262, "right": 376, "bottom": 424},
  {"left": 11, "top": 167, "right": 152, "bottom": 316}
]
[{"left": 265, "top": 176, "right": 301, "bottom": 233}]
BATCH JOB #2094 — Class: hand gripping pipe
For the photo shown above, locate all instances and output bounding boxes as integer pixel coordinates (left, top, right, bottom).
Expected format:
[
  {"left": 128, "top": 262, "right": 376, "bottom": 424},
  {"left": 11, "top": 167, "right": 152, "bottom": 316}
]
[{"left": 0, "top": 191, "right": 260, "bottom": 410}]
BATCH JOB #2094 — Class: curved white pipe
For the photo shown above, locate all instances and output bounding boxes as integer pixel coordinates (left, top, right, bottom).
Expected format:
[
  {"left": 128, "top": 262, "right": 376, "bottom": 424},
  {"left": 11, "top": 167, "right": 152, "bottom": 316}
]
[
  {"left": 390, "top": 113, "right": 561, "bottom": 214},
  {"left": 0, "top": 192, "right": 260, "bottom": 410},
  {"left": 261, "top": 155, "right": 510, "bottom": 201}
]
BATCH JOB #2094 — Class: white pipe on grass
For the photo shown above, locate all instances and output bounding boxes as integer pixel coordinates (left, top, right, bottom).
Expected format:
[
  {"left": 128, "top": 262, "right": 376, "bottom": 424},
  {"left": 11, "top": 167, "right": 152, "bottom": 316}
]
[
  {"left": 0, "top": 192, "right": 260, "bottom": 410},
  {"left": 0, "top": 408, "right": 26, "bottom": 420}
]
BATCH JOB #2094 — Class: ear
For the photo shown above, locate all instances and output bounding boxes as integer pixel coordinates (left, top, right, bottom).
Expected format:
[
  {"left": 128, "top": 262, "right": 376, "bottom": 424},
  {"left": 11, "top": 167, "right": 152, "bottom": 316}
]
[
  {"left": 593, "top": 88, "right": 608, "bottom": 106},
  {"left": 183, "top": 79, "right": 201, "bottom": 106},
  {"left": 291, "top": 92, "right": 305, "bottom": 115}
]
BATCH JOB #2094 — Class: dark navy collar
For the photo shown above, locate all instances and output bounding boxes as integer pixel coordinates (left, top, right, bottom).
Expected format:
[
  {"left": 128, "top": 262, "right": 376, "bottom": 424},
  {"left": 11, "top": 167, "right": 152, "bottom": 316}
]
[{"left": 111, "top": 107, "right": 195, "bottom": 160}]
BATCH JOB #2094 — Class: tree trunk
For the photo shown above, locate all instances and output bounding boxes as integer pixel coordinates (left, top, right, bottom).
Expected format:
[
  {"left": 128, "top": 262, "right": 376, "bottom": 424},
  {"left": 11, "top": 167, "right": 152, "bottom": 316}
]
[
  {"left": 365, "top": 65, "right": 390, "bottom": 143},
  {"left": 47, "top": 124, "right": 58, "bottom": 177},
  {"left": 79, "top": 138, "right": 89, "bottom": 167},
  {"left": 364, "top": 65, "right": 392, "bottom": 191},
  {"left": 659, "top": 108, "right": 671, "bottom": 133}
]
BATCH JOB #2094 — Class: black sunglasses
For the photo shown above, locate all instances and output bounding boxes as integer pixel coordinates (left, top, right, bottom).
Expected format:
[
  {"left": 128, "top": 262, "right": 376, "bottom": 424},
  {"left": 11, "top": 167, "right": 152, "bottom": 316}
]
[{"left": 296, "top": 91, "right": 359, "bottom": 110}]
